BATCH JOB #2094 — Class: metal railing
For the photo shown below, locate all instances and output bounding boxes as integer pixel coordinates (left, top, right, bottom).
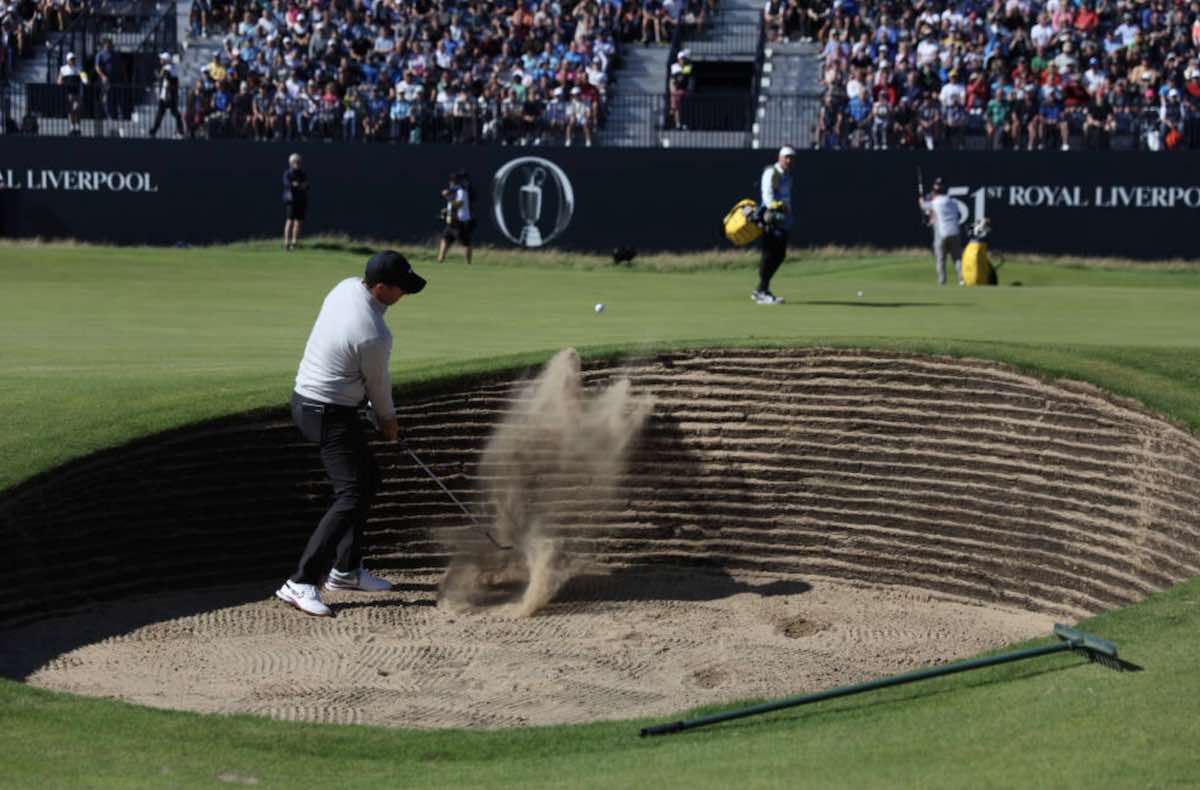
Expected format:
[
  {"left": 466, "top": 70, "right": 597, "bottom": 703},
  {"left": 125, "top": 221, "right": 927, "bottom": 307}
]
[
  {"left": 44, "top": 0, "right": 162, "bottom": 83},
  {"left": 682, "top": 22, "right": 762, "bottom": 56},
  {"left": 1, "top": 81, "right": 152, "bottom": 137},
  {"left": 0, "top": 85, "right": 822, "bottom": 145},
  {"left": 661, "top": 5, "right": 769, "bottom": 147},
  {"left": 17, "top": 87, "right": 1191, "bottom": 152},
  {"left": 131, "top": 4, "right": 177, "bottom": 85}
]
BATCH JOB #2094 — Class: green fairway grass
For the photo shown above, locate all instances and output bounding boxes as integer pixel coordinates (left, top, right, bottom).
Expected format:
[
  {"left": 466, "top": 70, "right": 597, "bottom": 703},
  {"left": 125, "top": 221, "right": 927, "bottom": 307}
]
[
  {"left": 1, "top": 241, "right": 1198, "bottom": 788},
  {"left": 3, "top": 242, "right": 1198, "bottom": 491}
]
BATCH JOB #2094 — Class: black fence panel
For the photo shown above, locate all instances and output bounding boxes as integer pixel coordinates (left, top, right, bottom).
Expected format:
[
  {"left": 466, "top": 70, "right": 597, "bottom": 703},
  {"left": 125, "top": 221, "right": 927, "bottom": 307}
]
[{"left": 0, "top": 137, "right": 1197, "bottom": 260}]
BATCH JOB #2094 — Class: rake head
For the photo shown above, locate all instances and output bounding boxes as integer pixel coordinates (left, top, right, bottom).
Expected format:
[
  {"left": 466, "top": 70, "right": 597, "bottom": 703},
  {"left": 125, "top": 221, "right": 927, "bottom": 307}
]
[{"left": 1053, "top": 624, "right": 1134, "bottom": 672}]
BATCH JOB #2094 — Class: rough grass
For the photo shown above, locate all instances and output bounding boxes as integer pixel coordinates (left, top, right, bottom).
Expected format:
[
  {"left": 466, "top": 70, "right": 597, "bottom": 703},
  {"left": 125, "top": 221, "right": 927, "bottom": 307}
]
[{"left": 6, "top": 235, "right": 1199, "bottom": 272}]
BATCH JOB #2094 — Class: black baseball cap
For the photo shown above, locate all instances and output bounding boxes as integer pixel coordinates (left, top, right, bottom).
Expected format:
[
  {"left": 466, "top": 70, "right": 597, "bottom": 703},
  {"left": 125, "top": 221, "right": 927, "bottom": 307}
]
[{"left": 364, "top": 250, "right": 426, "bottom": 293}]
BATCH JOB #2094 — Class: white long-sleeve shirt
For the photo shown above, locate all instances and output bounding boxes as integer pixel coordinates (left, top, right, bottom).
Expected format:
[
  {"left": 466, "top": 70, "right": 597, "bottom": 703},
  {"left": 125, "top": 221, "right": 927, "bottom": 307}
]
[
  {"left": 760, "top": 163, "right": 793, "bottom": 228},
  {"left": 294, "top": 277, "right": 395, "bottom": 420},
  {"left": 921, "top": 194, "right": 961, "bottom": 239}
]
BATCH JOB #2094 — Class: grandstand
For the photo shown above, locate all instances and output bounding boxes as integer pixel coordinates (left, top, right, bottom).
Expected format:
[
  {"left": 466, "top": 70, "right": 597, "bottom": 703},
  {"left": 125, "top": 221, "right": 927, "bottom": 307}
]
[
  {"left": 1, "top": 0, "right": 1198, "bottom": 150},
  {"left": 0, "top": 0, "right": 813, "bottom": 146}
]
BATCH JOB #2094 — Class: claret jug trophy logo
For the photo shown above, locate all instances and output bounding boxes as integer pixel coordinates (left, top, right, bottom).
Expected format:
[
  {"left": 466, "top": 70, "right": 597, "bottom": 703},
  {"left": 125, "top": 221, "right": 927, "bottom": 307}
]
[{"left": 492, "top": 157, "right": 575, "bottom": 248}]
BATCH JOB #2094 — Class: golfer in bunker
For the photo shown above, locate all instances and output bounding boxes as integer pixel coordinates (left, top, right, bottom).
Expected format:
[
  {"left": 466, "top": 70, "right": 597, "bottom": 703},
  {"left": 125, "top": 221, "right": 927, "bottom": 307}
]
[{"left": 277, "top": 251, "right": 427, "bottom": 617}]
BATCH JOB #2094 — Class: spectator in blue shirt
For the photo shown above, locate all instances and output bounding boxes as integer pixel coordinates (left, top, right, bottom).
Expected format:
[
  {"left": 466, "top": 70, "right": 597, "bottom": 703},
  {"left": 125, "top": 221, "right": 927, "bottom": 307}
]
[
  {"left": 846, "top": 93, "right": 871, "bottom": 147},
  {"left": 1039, "top": 87, "right": 1069, "bottom": 150},
  {"left": 365, "top": 85, "right": 390, "bottom": 139}
]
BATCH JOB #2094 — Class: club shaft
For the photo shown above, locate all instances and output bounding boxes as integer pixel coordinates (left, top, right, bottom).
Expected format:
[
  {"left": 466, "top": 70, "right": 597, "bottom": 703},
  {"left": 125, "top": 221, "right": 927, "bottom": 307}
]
[
  {"left": 403, "top": 446, "right": 477, "bottom": 524},
  {"left": 400, "top": 442, "right": 509, "bottom": 549}
]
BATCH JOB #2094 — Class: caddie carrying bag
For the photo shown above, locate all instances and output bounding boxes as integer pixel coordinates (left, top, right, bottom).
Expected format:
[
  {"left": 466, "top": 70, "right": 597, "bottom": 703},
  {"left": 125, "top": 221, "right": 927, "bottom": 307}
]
[{"left": 723, "top": 199, "right": 763, "bottom": 246}]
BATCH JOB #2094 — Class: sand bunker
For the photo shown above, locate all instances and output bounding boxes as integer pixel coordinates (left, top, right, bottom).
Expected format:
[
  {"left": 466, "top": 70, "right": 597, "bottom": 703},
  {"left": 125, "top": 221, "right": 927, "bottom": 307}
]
[
  {"left": 2, "top": 348, "right": 1198, "bottom": 729},
  {"left": 438, "top": 348, "right": 653, "bottom": 617},
  {"left": 2, "top": 572, "right": 1051, "bottom": 728}
]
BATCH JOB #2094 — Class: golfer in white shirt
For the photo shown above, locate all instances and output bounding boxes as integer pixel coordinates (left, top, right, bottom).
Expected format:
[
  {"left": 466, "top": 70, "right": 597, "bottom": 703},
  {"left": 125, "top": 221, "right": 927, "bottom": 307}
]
[
  {"left": 917, "top": 178, "right": 964, "bottom": 286},
  {"left": 277, "top": 251, "right": 427, "bottom": 617}
]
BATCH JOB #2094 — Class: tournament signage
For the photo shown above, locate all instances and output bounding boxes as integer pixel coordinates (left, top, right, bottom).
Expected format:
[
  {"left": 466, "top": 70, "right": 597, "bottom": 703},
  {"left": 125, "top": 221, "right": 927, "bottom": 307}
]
[
  {"left": 0, "top": 138, "right": 1197, "bottom": 260},
  {"left": 0, "top": 168, "right": 159, "bottom": 192},
  {"left": 491, "top": 156, "right": 576, "bottom": 248},
  {"left": 942, "top": 183, "right": 1200, "bottom": 223}
]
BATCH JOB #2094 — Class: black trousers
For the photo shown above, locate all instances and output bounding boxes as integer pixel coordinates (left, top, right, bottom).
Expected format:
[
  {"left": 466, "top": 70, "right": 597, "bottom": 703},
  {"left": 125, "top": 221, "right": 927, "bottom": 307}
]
[
  {"left": 289, "top": 392, "right": 380, "bottom": 584},
  {"left": 758, "top": 229, "right": 789, "bottom": 293},
  {"left": 149, "top": 100, "right": 183, "bottom": 135}
]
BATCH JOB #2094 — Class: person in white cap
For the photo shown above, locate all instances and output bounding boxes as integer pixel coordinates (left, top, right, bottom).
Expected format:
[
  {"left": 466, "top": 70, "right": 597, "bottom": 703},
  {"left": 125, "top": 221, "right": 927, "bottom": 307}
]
[
  {"left": 669, "top": 49, "right": 693, "bottom": 129},
  {"left": 58, "top": 53, "right": 85, "bottom": 135},
  {"left": 149, "top": 52, "right": 183, "bottom": 137},
  {"left": 565, "top": 85, "right": 593, "bottom": 146},
  {"left": 1159, "top": 87, "right": 1185, "bottom": 149},
  {"left": 57, "top": 52, "right": 80, "bottom": 83},
  {"left": 752, "top": 146, "right": 795, "bottom": 305}
]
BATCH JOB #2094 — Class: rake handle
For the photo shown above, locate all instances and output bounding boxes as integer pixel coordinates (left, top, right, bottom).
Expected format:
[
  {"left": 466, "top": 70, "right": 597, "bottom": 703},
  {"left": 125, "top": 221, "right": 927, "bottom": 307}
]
[{"left": 640, "top": 641, "right": 1072, "bottom": 737}]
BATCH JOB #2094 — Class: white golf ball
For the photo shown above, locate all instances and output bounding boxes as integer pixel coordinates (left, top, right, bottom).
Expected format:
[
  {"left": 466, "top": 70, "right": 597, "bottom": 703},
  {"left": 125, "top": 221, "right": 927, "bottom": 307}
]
[
  {"left": 594, "top": 303, "right": 605, "bottom": 313},
  {"left": 856, "top": 291, "right": 864, "bottom": 297}
]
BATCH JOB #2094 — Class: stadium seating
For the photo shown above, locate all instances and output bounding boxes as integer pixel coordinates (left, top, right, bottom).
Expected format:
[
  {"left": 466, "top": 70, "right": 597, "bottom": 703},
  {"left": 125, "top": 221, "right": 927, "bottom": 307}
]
[
  {"left": 170, "top": 0, "right": 628, "bottom": 144},
  {"left": 809, "top": 0, "right": 1200, "bottom": 151},
  {"left": 4, "top": 0, "right": 1198, "bottom": 150}
]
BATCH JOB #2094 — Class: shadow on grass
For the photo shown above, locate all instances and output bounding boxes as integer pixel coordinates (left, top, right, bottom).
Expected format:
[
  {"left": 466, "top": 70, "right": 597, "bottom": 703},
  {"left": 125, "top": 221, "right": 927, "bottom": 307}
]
[
  {"left": 307, "top": 240, "right": 377, "bottom": 256},
  {"left": 797, "top": 301, "right": 967, "bottom": 309}
]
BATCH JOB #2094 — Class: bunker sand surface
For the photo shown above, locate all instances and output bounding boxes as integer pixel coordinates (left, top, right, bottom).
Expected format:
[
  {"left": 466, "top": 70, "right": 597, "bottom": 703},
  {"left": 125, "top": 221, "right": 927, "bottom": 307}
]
[
  {"left": 8, "top": 575, "right": 1051, "bottom": 728},
  {"left": 2, "top": 349, "right": 1198, "bottom": 729}
]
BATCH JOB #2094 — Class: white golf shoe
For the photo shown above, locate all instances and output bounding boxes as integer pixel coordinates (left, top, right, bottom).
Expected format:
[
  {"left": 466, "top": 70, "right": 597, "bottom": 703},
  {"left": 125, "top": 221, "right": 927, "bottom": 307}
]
[
  {"left": 276, "top": 580, "right": 333, "bottom": 617},
  {"left": 324, "top": 565, "right": 393, "bottom": 593}
]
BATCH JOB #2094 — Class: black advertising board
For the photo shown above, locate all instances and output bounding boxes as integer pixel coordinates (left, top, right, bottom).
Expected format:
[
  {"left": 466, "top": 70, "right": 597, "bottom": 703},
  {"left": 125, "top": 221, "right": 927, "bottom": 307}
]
[{"left": 1, "top": 137, "right": 1197, "bottom": 260}]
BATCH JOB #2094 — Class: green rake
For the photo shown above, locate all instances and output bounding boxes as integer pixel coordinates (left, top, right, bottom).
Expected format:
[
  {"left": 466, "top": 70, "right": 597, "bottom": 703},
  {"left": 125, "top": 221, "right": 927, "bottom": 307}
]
[{"left": 640, "top": 624, "right": 1135, "bottom": 737}]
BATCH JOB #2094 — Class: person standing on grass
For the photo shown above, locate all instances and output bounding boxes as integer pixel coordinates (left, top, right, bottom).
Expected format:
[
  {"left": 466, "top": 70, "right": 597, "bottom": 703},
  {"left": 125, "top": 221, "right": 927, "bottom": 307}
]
[
  {"left": 917, "top": 177, "right": 964, "bottom": 286},
  {"left": 276, "top": 251, "right": 427, "bottom": 617},
  {"left": 752, "top": 146, "right": 795, "bottom": 305},
  {"left": 283, "top": 153, "right": 309, "bottom": 251},
  {"left": 436, "top": 170, "right": 475, "bottom": 265}
]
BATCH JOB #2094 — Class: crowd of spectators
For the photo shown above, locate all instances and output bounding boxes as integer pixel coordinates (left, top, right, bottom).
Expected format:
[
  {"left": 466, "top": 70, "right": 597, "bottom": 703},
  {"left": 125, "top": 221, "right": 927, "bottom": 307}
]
[
  {"left": 2, "top": 0, "right": 87, "bottom": 80},
  {"left": 175, "top": 0, "right": 642, "bottom": 145},
  {"left": 800, "top": 0, "right": 1200, "bottom": 151}
]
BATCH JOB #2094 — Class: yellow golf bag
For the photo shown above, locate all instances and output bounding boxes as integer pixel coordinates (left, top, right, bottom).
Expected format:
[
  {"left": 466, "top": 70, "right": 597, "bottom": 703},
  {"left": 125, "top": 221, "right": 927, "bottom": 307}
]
[
  {"left": 723, "top": 199, "right": 763, "bottom": 246},
  {"left": 962, "top": 217, "right": 998, "bottom": 286},
  {"left": 963, "top": 240, "right": 1000, "bottom": 286}
]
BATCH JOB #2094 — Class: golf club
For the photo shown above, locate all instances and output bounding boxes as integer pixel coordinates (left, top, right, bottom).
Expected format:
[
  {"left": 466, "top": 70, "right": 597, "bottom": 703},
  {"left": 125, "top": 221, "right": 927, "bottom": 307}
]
[{"left": 398, "top": 438, "right": 512, "bottom": 551}]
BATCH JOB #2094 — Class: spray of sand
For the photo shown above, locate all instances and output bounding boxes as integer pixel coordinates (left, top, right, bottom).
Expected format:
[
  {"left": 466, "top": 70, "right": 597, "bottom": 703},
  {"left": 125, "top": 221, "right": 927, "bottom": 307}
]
[{"left": 437, "top": 348, "right": 653, "bottom": 617}]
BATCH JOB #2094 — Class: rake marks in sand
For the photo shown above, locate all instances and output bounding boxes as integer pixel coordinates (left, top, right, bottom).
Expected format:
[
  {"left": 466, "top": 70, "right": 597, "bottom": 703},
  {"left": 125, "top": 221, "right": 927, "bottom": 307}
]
[{"left": 2, "top": 348, "right": 1198, "bottom": 728}]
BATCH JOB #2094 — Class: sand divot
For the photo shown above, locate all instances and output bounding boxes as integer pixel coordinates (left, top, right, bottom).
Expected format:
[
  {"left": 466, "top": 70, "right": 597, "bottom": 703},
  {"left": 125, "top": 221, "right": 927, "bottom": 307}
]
[{"left": 438, "top": 348, "right": 654, "bottom": 617}]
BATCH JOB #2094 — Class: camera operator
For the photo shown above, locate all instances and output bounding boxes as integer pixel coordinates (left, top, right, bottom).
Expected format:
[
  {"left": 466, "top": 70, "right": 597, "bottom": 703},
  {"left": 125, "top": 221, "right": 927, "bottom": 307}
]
[{"left": 436, "top": 170, "right": 475, "bottom": 266}]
